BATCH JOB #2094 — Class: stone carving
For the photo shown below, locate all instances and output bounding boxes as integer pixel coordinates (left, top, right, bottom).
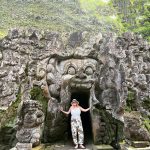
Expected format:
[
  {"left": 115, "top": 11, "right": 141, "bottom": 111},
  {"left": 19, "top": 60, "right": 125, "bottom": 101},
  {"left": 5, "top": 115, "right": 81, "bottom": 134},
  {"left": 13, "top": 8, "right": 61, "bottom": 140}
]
[
  {"left": 124, "top": 112, "right": 150, "bottom": 142},
  {"left": 0, "top": 29, "right": 150, "bottom": 148},
  {"left": 15, "top": 100, "right": 44, "bottom": 147}
]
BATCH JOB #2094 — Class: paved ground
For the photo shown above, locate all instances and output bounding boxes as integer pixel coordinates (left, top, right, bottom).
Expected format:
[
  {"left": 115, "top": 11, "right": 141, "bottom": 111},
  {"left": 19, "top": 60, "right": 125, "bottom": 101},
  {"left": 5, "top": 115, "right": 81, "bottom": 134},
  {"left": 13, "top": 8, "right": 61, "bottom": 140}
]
[{"left": 45, "top": 143, "right": 93, "bottom": 150}]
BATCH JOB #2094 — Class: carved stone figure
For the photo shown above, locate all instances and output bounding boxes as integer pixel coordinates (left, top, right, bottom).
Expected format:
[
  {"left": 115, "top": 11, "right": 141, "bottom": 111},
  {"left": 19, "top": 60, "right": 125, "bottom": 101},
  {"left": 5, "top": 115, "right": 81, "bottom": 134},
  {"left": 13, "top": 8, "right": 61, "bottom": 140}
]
[{"left": 15, "top": 100, "right": 44, "bottom": 147}]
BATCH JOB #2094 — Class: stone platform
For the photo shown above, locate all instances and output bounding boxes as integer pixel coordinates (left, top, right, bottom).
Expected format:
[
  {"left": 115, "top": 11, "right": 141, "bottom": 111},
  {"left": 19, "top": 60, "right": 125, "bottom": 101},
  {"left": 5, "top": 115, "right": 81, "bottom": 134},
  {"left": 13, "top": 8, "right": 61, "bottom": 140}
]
[
  {"left": 93, "top": 145, "right": 113, "bottom": 150},
  {"left": 32, "top": 144, "right": 113, "bottom": 150},
  {"left": 32, "top": 144, "right": 45, "bottom": 150},
  {"left": 120, "top": 141, "right": 150, "bottom": 150},
  {"left": 31, "top": 142, "right": 150, "bottom": 150},
  {"left": 124, "top": 147, "right": 150, "bottom": 150},
  {"left": 44, "top": 144, "right": 93, "bottom": 150},
  {"left": 131, "top": 141, "right": 150, "bottom": 148}
]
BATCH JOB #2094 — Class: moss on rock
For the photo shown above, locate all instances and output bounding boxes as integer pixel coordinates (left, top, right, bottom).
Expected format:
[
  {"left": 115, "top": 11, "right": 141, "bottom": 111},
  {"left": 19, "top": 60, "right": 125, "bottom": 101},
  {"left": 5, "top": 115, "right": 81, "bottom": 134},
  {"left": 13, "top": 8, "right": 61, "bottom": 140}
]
[
  {"left": 142, "top": 98, "right": 150, "bottom": 111},
  {"left": 143, "top": 117, "right": 150, "bottom": 133},
  {"left": 125, "top": 90, "right": 136, "bottom": 112},
  {"left": 0, "top": 87, "right": 21, "bottom": 149},
  {"left": 0, "top": 89, "right": 21, "bottom": 128},
  {"left": 30, "top": 86, "right": 48, "bottom": 113}
]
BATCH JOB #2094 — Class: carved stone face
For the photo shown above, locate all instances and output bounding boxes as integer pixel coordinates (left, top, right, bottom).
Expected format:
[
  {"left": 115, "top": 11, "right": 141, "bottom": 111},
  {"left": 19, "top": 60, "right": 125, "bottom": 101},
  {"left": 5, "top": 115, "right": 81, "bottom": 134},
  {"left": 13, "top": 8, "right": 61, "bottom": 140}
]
[
  {"left": 58, "top": 58, "right": 98, "bottom": 90},
  {"left": 45, "top": 57, "right": 99, "bottom": 105}
]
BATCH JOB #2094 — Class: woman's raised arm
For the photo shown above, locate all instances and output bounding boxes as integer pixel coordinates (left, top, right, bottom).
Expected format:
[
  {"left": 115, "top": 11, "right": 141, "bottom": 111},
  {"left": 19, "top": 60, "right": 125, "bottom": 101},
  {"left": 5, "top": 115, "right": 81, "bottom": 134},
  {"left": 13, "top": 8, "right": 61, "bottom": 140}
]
[
  {"left": 79, "top": 106, "right": 90, "bottom": 112},
  {"left": 59, "top": 106, "right": 71, "bottom": 115}
]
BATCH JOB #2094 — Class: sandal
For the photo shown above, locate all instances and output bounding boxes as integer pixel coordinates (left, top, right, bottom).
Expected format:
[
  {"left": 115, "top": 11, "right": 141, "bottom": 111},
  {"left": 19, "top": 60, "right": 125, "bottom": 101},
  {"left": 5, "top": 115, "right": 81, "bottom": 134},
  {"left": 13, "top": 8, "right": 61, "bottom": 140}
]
[
  {"left": 79, "top": 144, "right": 85, "bottom": 149},
  {"left": 74, "top": 144, "right": 78, "bottom": 149}
]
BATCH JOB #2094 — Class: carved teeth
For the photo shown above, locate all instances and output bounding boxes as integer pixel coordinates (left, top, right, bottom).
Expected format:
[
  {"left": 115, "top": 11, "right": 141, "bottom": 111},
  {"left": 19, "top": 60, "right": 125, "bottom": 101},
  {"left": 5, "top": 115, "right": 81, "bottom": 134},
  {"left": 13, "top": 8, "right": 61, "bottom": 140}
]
[
  {"left": 70, "top": 83, "right": 75, "bottom": 87},
  {"left": 70, "top": 82, "right": 91, "bottom": 89}
]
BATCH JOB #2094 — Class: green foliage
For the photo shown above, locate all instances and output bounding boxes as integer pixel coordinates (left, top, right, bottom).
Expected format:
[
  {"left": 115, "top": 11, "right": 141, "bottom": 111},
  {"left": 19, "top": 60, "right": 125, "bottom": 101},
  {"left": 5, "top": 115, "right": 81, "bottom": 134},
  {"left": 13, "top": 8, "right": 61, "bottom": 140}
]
[
  {"left": 129, "top": 0, "right": 135, "bottom": 5},
  {"left": 0, "top": 30, "right": 7, "bottom": 38},
  {"left": 143, "top": 117, "right": 150, "bottom": 132},
  {"left": 79, "top": 0, "right": 125, "bottom": 33},
  {"left": 142, "top": 98, "right": 150, "bottom": 111},
  {"left": 80, "top": 0, "right": 110, "bottom": 11},
  {"left": 0, "top": 86, "right": 21, "bottom": 128},
  {"left": 125, "top": 91, "right": 135, "bottom": 112},
  {"left": 30, "top": 86, "right": 48, "bottom": 113},
  {"left": 114, "top": 0, "right": 150, "bottom": 41},
  {"left": 0, "top": 0, "right": 125, "bottom": 37},
  {"left": 132, "top": 2, "right": 150, "bottom": 41}
]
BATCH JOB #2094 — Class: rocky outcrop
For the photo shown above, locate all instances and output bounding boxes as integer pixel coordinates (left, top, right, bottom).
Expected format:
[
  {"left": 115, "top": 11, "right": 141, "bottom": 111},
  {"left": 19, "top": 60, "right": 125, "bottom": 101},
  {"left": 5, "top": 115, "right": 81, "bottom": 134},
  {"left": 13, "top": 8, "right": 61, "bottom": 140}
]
[
  {"left": 124, "top": 111, "right": 150, "bottom": 142},
  {"left": 0, "top": 29, "right": 149, "bottom": 148}
]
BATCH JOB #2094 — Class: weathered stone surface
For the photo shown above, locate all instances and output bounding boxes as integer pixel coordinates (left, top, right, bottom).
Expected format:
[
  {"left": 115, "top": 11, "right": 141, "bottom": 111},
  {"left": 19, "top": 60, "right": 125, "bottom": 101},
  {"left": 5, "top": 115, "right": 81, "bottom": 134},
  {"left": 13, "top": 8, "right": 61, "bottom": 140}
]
[
  {"left": 124, "top": 147, "right": 150, "bottom": 150},
  {"left": 32, "top": 144, "right": 45, "bottom": 150},
  {"left": 14, "top": 100, "right": 44, "bottom": 148},
  {"left": 0, "top": 29, "right": 149, "bottom": 148},
  {"left": 124, "top": 112, "right": 150, "bottom": 142},
  {"left": 16, "top": 143, "right": 32, "bottom": 150},
  {"left": 93, "top": 144, "right": 114, "bottom": 150},
  {"left": 131, "top": 141, "right": 150, "bottom": 148},
  {"left": 10, "top": 143, "right": 32, "bottom": 150}
]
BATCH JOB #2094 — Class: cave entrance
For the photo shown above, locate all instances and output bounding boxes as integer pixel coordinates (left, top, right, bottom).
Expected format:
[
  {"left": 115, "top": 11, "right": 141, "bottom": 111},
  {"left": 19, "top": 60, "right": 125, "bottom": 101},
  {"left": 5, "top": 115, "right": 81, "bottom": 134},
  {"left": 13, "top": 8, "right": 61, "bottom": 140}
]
[{"left": 68, "top": 91, "right": 93, "bottom": 144}]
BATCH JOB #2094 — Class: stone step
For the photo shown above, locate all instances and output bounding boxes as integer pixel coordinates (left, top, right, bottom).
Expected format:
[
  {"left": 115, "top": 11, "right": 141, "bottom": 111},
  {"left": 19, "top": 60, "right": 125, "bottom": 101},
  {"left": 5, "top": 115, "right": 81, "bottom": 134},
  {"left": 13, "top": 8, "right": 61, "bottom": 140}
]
[
  {"left": 131, "top": 141, "right": 150, "bottom": 148},
  {"left": 31, "top": 144, "right": 115, "bottom": 150},
  {"left": 125, "top": 146, "right": 150, "bottom": 150},
  {"left": 66, "top": 148, "right": 91, "bottom": 150},
  {"left": 44, "top": 144, "right": 93, "bottom": 150},
  {"left": 136, "top": 148, "right": 150, "bottom": 150},
  {"left": 93, "top": 145, "right": 114, "bottom": 150},
  {"left": 32, "top": 144, "right": 45, "bottom": 150}
]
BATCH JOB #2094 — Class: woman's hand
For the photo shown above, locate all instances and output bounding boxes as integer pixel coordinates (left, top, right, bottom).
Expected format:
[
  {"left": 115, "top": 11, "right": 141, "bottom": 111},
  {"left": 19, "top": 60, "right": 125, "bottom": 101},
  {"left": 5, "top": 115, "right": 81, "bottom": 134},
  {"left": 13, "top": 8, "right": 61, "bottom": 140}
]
[
  {"left": 59, "top": 106, "right": 63, "bottom": 112},
  {"left": 79, "top": 106, "right": 91, "bottom": 112},
  {"left": 86, "top": 107, "right": 91, "bottom": 111},
  {"left": 59, "top": 106, "right": 71, "bottom": 115}
]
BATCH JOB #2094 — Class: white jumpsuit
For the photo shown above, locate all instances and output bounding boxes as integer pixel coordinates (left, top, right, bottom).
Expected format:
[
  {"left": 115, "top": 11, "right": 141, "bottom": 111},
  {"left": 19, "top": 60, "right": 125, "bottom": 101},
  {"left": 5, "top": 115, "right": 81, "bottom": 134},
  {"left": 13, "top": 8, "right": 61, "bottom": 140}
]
[{"left": 71, "top": 108, "right": 84, "bottom": 145}]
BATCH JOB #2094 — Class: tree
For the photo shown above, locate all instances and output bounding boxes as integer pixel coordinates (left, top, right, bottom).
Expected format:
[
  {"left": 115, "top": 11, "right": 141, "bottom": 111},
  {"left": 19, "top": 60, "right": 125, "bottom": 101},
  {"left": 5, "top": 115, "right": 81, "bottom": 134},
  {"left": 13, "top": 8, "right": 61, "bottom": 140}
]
[{"left": 113, "top": 0, "right": 150, "bottom": 41}]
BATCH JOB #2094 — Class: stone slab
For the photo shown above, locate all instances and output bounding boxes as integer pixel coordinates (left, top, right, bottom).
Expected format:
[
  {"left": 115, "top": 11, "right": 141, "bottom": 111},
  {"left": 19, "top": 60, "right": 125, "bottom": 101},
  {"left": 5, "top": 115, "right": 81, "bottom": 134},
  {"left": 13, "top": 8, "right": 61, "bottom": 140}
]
[
  {"left": 16, "top": 143, "right": 32, "bottom": 150},
  {"left": 32, "top": 144, "right": 45, "bottom": 150},
  {"left": 93, "top": 145, "right": 114, "bottom": 150},
  {"left": 136, "top": 148, "right": 150, "bottom": 150},
  {"left": 68, "top": 148, "right": 91, "bottom": 150},
  {"left": 124, "top": 146, "right": 150, "bottom": 150},
  {"left": 131, "top": 141, "right": 150, "bottom": 148},
  {"left": 44, "top": 144, "right": 93, "bottom": 150}
]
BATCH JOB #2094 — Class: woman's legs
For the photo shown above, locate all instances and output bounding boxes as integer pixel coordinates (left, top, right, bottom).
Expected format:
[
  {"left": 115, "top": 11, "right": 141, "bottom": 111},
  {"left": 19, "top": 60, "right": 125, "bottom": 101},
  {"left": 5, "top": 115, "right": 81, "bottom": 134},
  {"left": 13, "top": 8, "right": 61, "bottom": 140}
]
[
  {"left": 71, "top": 119, "right": 84, "bottom": 146},
  {"left": 71, "top": 120, "right": 78, "bottom": 145},
  {"left": 77, "top": 120, "right": 84, "bottom": 145}
]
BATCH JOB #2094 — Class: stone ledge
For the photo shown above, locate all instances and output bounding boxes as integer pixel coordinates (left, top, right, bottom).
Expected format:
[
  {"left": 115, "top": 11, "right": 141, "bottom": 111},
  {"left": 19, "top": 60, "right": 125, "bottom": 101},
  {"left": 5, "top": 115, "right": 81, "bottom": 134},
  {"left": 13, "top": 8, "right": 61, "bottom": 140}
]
[
  {"left": 68, "top": 148, "right": 91, "bottom": 150},
  {"left": 32, "top": 144, "right": 45, "bottom": 150},
  {"left": 44, "top": 144, "right": 93, "bottom": 150},
  {"left": 131, "top": 141, "right": 150, "bottom": 148},
  {"left": 125, "top": 147, "right": 150, "bottom": 150},
  {"left": 93, "top": 145, "right": 114, "bottom": 150}
]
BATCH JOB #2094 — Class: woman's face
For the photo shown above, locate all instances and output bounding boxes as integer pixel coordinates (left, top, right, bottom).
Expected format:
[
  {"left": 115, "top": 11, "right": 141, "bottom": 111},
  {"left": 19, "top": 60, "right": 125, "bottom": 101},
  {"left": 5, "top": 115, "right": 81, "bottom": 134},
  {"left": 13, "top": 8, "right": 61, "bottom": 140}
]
[{"left": 72, "top": 102, "right": 77, "bottom": 106}]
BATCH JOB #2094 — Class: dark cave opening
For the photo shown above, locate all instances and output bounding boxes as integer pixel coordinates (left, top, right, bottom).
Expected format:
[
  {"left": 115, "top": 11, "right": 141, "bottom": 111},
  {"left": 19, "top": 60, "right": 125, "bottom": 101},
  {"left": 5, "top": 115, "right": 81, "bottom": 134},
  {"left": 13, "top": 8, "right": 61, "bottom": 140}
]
[{"left": 67, "top": 91, "right": 93, "bottom": 144}]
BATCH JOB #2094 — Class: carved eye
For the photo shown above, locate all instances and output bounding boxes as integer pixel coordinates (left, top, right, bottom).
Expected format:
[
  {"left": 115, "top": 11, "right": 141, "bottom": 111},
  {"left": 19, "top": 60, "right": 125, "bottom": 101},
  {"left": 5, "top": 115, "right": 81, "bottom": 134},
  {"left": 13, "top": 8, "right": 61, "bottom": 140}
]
[
  {"left": 85, "top": 66, "right": 93, "bottom": 75},
  {"left": 37, "top": 69, "right": 46, "bottom": 79},
  {"left": 47, "top": 64, "right": 54, "bottom": 73},
  {"left": 67, "top": 66, "right": 76, "bottom": 75}
]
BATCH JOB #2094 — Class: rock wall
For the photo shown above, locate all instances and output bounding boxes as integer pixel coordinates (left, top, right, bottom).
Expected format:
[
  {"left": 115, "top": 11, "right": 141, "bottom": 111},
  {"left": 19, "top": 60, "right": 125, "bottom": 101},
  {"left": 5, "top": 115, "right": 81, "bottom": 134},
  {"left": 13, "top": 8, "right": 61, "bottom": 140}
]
[{"left": 0, "top": 29, "right": 150, "bottom": 146}]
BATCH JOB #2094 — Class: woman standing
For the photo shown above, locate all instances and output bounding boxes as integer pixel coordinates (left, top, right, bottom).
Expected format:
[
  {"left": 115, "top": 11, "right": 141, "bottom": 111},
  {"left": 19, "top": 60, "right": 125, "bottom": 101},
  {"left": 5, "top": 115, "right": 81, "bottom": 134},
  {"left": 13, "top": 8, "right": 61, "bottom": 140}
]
[{"left": 60, "top": 99, "right": 90, "bottom": 149}]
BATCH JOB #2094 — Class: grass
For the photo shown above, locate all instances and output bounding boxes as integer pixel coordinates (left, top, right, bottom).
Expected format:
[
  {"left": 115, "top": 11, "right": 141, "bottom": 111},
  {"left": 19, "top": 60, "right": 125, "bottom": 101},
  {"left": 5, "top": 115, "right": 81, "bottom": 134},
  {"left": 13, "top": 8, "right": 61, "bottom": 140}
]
[{"left": 0, "top": 0, "right": 125, "bottom": 38}]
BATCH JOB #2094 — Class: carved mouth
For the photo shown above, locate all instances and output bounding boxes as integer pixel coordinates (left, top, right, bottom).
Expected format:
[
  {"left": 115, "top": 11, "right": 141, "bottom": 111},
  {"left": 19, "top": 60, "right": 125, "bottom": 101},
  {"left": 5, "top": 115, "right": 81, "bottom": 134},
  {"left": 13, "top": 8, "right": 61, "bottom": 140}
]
[
  {"left": 69, "top": 77, "right": 95, "bottom": 89},
  {"left": 70, "top": 82, "right": 92, "bottom": 89},
  {"left": 70, "top": 91, "right": 93, "bottom": 141}
]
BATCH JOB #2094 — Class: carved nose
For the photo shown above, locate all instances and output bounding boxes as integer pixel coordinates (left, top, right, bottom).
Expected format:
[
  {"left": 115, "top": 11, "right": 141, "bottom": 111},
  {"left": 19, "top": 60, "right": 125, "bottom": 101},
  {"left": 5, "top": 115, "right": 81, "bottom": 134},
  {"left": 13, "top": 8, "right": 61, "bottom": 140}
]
[{"left": 76, "top": 72, "right": 86, "bottom": 79}]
